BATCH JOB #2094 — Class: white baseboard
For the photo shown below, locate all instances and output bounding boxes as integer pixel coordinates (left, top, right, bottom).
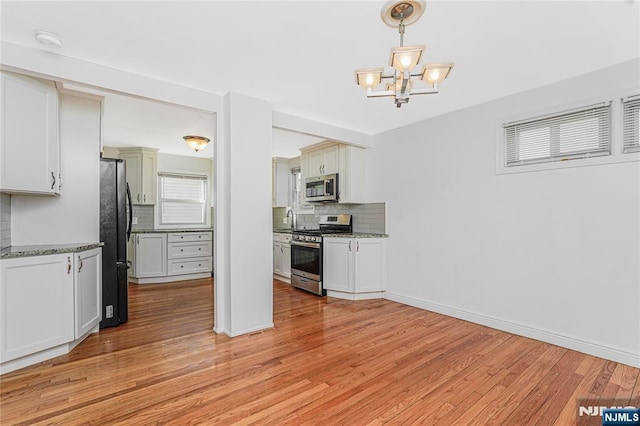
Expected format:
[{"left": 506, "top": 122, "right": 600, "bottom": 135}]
[
  {"left": 384, "top": 291, "right": 640, "bottom": 368},
  {"left": 130, "top": 272, "right": 211, "bottom": 284},
  {"left": 273, "top": 274, "right": 291, "bottom": 284},
  {"left": 226, "top": 323, "right": 275, "bottom": 338},
  {"left": 326, "top": 290, "right": 384, "bottom": 301},
  {"left": 0, "top": 326, "right": 100, "bottom": 375}
]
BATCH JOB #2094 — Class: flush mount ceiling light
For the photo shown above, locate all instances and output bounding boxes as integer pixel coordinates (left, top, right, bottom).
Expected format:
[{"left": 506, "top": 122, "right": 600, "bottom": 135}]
[
  {"left": 354, "top": 0, "right": 454, "bottom": 108},
  {"left": 183, "top": 135, "right": 210, "bottom": 152},
  {"left": 34, "top": 31, "right": 63, "bottom": 48}
]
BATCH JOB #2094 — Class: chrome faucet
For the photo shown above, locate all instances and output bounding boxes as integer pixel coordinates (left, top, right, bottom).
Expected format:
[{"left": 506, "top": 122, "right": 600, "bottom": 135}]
[{"left": 286, "top": 208, "right": 295, "bottom": 230}]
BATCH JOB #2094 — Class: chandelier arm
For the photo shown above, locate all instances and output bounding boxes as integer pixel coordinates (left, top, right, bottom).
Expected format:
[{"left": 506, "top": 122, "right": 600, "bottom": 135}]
[
  {"left": 366, "top": 88, "right": 396, "bottom": 98},
  {"left": 408, "top": 86, "right": 440, "bottom": 95}
]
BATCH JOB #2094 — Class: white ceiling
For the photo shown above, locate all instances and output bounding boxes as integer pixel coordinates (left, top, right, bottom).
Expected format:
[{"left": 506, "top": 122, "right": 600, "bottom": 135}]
[{"left": 1, "top": 1, "right": 638, "bottom": 143}]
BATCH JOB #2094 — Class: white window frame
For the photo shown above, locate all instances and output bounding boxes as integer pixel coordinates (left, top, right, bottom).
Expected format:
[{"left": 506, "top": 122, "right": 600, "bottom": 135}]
[
  {"left": 154, "top": 172, "right": 211, "bottom": 230},
  {"left": 496, "top": 92, "right": 640, "bottom": 175},
  {"left": 622, "top": 95, "right": 640, "bottom": 154}
]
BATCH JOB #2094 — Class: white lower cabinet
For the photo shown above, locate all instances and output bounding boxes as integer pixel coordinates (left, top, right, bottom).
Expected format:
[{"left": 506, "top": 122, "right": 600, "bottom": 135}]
[
  {"left": 74, "top": 248, "right": 102, "bottom": 339},
  {"left": 273, "top": 233, "right": 291, "bottom": 281},
  {"left": 323, "top": 237, "right": 387, "bottom": 299},
  {"left": 131, "top": 233, "right": 167, "bottom": 278},
  {"left": 0, "top": 248, "right": 102, "bottom": 374},
  {"left": 129, "top": 231, "right": 213, "bottom": 283}
]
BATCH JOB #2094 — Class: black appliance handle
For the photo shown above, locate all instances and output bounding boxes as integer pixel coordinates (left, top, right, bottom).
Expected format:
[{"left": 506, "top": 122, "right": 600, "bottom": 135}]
[{"left": 126, "top": 182, "right": 133, "bottom": 242}]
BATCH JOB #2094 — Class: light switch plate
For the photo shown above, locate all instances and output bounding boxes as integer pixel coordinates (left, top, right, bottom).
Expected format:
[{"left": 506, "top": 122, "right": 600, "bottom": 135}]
[{"left": 282, "top": 218, "right": 287, "bottom": 224}]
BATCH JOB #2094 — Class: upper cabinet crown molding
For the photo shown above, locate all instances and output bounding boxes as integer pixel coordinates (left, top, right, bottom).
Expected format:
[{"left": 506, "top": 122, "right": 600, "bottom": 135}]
[{"left": 0, "top": 71, "right": 61, "bottom": 195}]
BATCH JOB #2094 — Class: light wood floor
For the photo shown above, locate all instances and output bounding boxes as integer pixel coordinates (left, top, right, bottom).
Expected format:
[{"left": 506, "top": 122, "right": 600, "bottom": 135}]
[{"left": 1, "top": 278, "right": 638, "bottom": 425}]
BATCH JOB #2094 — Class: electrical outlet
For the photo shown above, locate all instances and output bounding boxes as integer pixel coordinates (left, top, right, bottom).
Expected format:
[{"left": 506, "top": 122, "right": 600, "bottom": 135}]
[
  {"left": 282, "top": 217, "right": 288, "bottom": 224},
  {"left": 132, "top": 217, "right": 138, "bottom": 225},
  {"left": 106, "top": 305, "right": 114, "bottom": 319}
]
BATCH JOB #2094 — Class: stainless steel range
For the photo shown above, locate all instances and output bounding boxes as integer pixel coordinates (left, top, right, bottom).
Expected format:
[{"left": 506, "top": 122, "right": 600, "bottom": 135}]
[{"left": 290, "top": 214, "right": 352, "bottom": 296}]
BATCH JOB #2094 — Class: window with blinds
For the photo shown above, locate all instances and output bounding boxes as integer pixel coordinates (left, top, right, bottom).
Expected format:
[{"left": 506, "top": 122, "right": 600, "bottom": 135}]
[
  {"left": 622, "top": 96, "right": 640, "bottom": 154},
  {"left": 504, "top": 103, "right": 611, "bottom": 167},
  {"left": 157, "top": 173, "right": 207, "bottom": 226}
]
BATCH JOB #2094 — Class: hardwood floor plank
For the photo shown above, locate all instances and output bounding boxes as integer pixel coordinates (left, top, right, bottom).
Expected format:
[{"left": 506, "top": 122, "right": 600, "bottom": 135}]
[{"left": 1, "top": 278, "right": 638, "bottom": 425}]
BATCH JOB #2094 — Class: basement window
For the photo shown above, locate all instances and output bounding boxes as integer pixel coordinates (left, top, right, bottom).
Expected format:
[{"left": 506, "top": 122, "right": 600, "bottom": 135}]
[
  {"left": 622, "top": 95, "right": 640, "bottom": 153},
  {"left": 157, "top": 173, "right": 208, "bottom": 227},
  {"left": 503, "top": 102, "right": 611, "bottom": 167}
]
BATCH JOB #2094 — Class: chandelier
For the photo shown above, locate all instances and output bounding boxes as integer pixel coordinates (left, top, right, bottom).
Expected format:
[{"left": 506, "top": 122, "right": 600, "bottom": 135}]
[{"left": 354, "top": 1, "right": 454, "bottom": 108}]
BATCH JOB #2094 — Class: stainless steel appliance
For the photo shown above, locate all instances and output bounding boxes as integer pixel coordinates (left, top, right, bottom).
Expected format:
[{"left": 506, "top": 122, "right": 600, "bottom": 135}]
[
  {"left": 99, "top": 158, "right": 132, "bottom": 328},
  {"left": 305, "top": 173, "right": 339, "bottom": 203},
  {"left": 291, "top": 214, "right": 352, "bottom": 295}
]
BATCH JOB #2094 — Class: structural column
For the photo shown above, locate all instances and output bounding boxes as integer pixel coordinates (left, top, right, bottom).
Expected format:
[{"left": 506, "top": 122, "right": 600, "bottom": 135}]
[{"left": 214, "top": 92, "right": 273, "bottom": 336}]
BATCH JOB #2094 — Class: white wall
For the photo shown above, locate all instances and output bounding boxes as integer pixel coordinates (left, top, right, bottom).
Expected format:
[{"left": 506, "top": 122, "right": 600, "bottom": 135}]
[
  {"left": 12, "top": 92, "right": 101, "bottom": 245},
  {"left": 370, "top": 59, "right": 640, "bottom": 367}
]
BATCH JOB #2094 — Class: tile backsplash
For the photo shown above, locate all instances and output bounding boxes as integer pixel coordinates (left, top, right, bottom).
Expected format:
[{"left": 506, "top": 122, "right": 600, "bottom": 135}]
[
  {"left": 288, "top": 202, "right": 386, "bottom": 234},
  {"left": 1, "top": 194, "right": 10, "bottom": 249},
  {"left": 131, "top": 205, "right": 154, "bottom": 230}
]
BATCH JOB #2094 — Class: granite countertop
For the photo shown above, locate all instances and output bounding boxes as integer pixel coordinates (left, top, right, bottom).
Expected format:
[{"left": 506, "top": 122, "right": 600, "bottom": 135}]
[
  {"left": 131, "top": 229, "right": 214, "bottom": 234},
  {"left": 322, "top": 233, "right": 389, "bottom": 238},
  {"left": 1, "top": 242, "right": 105, "bottom": 259},
  {"left": 273, "top": 229, "right": 293, "bottom": 234}
]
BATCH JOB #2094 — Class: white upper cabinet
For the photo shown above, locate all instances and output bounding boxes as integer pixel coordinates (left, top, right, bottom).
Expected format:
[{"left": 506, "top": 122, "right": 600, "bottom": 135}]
[
  {"left": 119, "top": 147, "right": 158, "bottom": 205},
  {"left": 306, "top": 144, "right": 338, "bottom": 177},
  {"left": 300, "top": 141, "right": 365, "bottom": 204},
  {"left": 0, "top": 71, "right": 60, "bottom": 195}
]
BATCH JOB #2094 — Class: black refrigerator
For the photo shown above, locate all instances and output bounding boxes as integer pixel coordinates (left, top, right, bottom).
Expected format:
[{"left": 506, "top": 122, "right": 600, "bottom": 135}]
[{"left": 99, "top": 158, "right": 132, "bottom": 328}]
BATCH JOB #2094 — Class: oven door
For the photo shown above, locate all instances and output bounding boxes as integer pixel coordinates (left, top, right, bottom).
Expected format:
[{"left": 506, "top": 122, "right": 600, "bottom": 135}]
[{"left": 290, "top": 240, "right": 321, "bottom": 281}]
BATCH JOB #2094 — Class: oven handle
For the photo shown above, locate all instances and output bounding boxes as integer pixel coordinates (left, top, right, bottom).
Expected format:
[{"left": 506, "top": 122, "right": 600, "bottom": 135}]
[{"left": 291, "top": 241, "right": 321, "bottom": 249}]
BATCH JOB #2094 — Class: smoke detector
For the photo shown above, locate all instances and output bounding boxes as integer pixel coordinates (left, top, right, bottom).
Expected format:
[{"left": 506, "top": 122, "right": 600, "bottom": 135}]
[{"left": 35, "top": 31, "right": 63, "bottom": 48}]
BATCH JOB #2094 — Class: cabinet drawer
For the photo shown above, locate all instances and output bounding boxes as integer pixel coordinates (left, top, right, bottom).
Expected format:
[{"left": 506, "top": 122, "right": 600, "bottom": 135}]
[
  {"left": 168, "top": 241, "right": 212, "bottom": 259},
  {"left": 167, "top": 232, "right": 212, "bottom": 243},
  {"left": 167, "top": 257, "right": 212, "bottom": 276}
]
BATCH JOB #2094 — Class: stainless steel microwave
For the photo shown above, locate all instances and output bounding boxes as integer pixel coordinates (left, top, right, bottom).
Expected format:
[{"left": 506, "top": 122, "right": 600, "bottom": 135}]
[{"left": 305, "top": 173, "right": 339, "bottom": 202}]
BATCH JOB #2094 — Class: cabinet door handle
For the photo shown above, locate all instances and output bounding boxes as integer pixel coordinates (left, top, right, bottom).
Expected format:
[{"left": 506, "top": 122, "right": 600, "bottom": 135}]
[
  {"left": 137, "top": 194, "right": 140, "bottom": 202},
  {"left": 51, "top": 172, "right": 56, "bottom": 190},
  {"left": 357, "top": 241, "right": 359, "bottom": 252},
  {"left": 78, "top": 256, "right": 84, "bottom": 273},
  {"left": 348, "top": 241, "right": 352, "bottom": 251},
  {"left": 67, "top": 256, "right": 71, "bottom": 274},
  {"left": 58, "top": 173, "right": 63, "bottom": 189},
  {"left": 281, "top": 246, "right": 283, "bottom": 253},
  {"left": 137, "top": 235, "right": 140, "bottom": 244},
  {"left": 144, "top": 194, "right": 146, "bottom": 203}
]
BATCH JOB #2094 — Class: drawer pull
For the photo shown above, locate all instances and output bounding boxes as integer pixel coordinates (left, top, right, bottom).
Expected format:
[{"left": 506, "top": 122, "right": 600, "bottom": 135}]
[
  {"left": 198, "top": 248, "right": 201, "bottom": 251},
  {"left": 180, "top": 249, "right": 184, "bottom": 252},
  {"left": 180, "top": 265, "right": 184, "bottom": 268},
  {"left": 198, "top": 264, "right": 202, "bottom": 267}
]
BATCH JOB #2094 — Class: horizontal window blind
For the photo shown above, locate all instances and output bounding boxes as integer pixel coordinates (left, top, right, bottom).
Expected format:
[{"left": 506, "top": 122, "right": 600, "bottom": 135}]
[
  {"left": 158, "top": 174, "right": 207, "bottom": 226},
  {"left": 622, "top": 96, "right": 640, "bottom": 153},
  {"left": 504, "top": 103, "right": 611, "bottom": 167}
]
